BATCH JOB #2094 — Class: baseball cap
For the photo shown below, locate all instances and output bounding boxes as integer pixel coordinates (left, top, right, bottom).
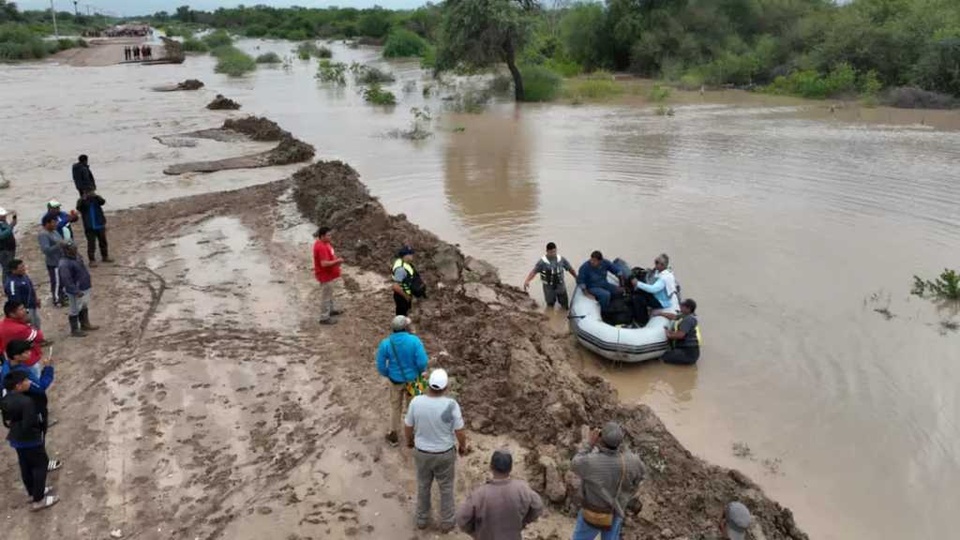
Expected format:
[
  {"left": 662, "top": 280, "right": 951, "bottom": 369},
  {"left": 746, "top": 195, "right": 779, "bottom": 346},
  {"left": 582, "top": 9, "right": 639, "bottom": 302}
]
[
  {"left": 391, "top": 315, "right": 411, "bottom": 332},
  {"left": 47, "top": 199, "right": 62, "bottom": 208},
  {"left": 428, "top": 368, "right": 448, "bottom": 390},
  {"left": 601, "top": 421, "right": 624, "bottom": 449},
  {"left": 0, "top": 208, "right": 8, "bottom": 217},
  {"left": 725, "top": 501, "right": 753, "bottom": 540}
]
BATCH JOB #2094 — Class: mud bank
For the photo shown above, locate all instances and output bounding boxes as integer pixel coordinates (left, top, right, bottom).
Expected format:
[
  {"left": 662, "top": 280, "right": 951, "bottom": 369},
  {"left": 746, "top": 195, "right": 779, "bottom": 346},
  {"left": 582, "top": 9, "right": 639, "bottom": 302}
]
[
  {"left": 153, "top": 78, "right": 205, "bottom": 92},
  {"left": 292, "top": 161, "right": 807, "bottom": 540},
  {"left": 207, "top": 94, "right": 242, "bottom": 110},
  {"left": 163, "top": 117, "right": 314, "bottom": 175}
]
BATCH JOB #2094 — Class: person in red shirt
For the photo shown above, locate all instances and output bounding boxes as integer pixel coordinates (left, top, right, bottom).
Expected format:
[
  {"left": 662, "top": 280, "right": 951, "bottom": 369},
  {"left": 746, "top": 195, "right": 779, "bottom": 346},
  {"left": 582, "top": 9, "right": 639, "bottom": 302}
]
[
  {"left": 0, "top": 300, "right": 44, "bottom": 377},
  {"left": 313, "top": 226, "right": 343, "bottom": 325}
]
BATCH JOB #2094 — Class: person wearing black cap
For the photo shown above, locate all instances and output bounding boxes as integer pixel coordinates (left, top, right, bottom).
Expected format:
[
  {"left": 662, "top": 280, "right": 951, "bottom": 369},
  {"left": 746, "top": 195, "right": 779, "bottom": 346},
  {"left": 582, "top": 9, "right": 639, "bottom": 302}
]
[
  {"left": 0, "top": 370, "right": 60, "bottom": 511},
  {"left": 571, "top": 421, "right": 647, "bottom": 540},
  {"left": 391, "top": 246, "right": 422, "bottom": 316},
  {"left": 456, "top": 449, "right": 543, "bottom": 540},
  {"left": 661, "top": 298, "right": 701, "bottom": 365}
]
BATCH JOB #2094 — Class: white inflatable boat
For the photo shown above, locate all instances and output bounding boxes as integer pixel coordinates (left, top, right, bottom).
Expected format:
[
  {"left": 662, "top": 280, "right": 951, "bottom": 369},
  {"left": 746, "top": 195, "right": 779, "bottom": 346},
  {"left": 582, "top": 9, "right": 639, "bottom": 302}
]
[{"left": 568, "top": 281, "right": 671, "bottom": 364}]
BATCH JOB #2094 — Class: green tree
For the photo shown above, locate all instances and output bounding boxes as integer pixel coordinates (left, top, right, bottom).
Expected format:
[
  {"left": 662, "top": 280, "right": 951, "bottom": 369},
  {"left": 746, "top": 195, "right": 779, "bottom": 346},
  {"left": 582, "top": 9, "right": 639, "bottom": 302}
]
[
  {"left": 436, "top": 0, "right": 537, "bottom": 101},
  {"left": 559, "top": 2, "right": 607, "bottom": 70},
  {"left": 913, "top": 38, "right": 960, "bottom": 96}
]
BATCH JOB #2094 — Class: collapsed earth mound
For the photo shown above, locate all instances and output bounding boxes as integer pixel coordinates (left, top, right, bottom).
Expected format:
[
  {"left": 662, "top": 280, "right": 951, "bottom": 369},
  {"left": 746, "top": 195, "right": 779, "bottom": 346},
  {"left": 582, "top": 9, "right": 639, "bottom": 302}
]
[
  {"left": 222, "top": 116, "right": 289, "bottom": 141},
  {"left": 291, "top": 160, "right": 808, "bottom": 540},
  {"left": 153, "top": 79, "right": 204, "bottom": 92},
  {"left": 206, "top": 94, "right": 241, "bottom": 110}
]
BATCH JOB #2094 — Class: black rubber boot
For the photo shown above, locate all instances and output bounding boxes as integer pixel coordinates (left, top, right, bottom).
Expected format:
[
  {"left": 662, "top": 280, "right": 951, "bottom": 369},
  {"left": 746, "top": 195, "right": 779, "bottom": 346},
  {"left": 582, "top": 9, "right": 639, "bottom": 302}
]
[
  {"left": 69, "top": 316, "right": 87, "bottom": 337},
  {"left": 79, "top": 308, "right": 99, "bottom": 331}
]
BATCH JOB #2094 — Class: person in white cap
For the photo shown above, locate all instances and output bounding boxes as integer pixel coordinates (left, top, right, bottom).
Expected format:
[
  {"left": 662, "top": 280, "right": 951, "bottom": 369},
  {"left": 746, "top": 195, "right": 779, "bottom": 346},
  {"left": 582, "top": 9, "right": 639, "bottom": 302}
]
[
  {"left": 722, "top": 501, "right": 753, "bottom": 540},
  {"left": 0, "top": 208, "right": 17, "bottom": 284},
  {"left": 39, "top": 200, "right": 77, "bottom": 243},
  {"left": 376, "top": 315, "right": 428, "bottom": 446},
  {"left": 404, "top": 368, "right": 467, "bottom": 533}
]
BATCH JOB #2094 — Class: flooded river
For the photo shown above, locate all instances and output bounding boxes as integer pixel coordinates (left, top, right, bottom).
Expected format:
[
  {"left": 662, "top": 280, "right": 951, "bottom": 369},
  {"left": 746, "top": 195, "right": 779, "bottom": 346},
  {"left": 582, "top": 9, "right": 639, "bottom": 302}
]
[{"left": 2, "top": 39, "right": 960, "bottom": 539}]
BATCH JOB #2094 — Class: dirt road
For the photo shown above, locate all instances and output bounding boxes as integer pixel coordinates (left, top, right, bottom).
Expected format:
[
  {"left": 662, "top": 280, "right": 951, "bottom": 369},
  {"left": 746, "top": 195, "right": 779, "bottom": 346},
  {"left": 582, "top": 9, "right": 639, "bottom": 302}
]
[{"left": 0, "top": 158, "right": 804, "bottom": 539}]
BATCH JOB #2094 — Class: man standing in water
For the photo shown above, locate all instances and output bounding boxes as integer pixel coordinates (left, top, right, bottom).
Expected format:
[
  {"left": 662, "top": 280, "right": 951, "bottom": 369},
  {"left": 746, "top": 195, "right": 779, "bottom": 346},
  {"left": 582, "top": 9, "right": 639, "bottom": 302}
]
[
  {"left": 523, "top": 242, "right": 577, "bottom": 309},
  {"left": 312, "top": 227, "right": 343, "bottom": 325},
  {"left": 0, "top": 209, "right": 16, "bottom": 284},
  {"left": 661, "top": 299, "right": 701, "bottom": 365},
  {"left": 405, "top": 368, "right": 467, "bottom": 532},
  {"left": 71, "top": 155, "right": 96, "bottom": 197},
  {"left": 570, "top": 422, "right": 647, "bottom": 540}
]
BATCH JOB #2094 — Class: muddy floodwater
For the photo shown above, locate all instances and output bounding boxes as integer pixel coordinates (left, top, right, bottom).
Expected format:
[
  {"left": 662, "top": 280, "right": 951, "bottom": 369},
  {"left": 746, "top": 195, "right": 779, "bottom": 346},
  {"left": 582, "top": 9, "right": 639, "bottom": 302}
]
[{"left": 2, "top": 39, "right": 960, "bottom": 539}]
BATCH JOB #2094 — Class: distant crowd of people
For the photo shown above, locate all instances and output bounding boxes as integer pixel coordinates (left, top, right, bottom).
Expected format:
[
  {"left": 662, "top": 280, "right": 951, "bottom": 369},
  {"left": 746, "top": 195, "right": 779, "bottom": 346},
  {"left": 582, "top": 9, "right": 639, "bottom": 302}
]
[
  {"left": 313, "top": 230, "right": 742, "bottom": 539},
  {"left": 124, "top": 45, "right": 154, "bottom": 62},
  {"left": 0, "top": 154, "right": 111, "bottom": 511}
]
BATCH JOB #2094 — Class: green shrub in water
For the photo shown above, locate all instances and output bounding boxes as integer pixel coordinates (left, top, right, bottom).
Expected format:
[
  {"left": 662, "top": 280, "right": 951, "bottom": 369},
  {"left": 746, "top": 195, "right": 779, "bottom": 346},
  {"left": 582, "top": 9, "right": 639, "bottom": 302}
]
[
  {"left": 561, "top": 72, "right": 622, "bottom": 101},
  {"left": 355, "top": 64, "right": 396, "bottom": 85},
  {"left": 255, "top": 52, "right": 282, "bottom": 64},
  {"left": 764, "top": 63, "right": 859, "bottom": 99},
  {"left": 383, "top": 28, "right": 429, "bottom": 58},
  {"left": 202, "top": 30, "right": 233, "bottom": 49},
  {"left": 912, "top": 269, "right": 960, "bottom": 301},
  {"left": 648, "top": 83, "right": 671, "bottom": 102},
  {"left": 213, "top": 46, "right": 256, "bottom": 77},
  {"left": 316, "top": 59, "right": 347, "bottom": 85},
  {"left": 0, "top": 24, "right": 84, "bottom": 61},
  {"left": 181, "top": 37, "right": 209, "bottom": 53},
  {"left": 519, "top": 65, "right": 562, "bottom": 102},
  {"left": 296, "top": 41, "right": 332, "bottom": 60},
  {"left": 363, "top": 83, "right": 397, "bottom": 106}
]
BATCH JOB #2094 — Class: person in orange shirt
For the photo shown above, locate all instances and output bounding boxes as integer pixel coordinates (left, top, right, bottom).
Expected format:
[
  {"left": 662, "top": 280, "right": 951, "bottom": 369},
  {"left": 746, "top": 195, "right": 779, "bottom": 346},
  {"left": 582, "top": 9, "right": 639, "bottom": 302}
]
[{"left": 312, "top": 227, "right": 343, "bottom": 325}]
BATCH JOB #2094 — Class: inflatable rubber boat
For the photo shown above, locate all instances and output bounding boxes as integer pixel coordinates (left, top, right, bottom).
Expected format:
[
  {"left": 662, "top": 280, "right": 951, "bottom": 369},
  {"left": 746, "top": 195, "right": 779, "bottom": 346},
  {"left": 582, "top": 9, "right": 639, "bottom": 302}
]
[{"left": 568, "top": 260, "right": 672, "bottom": 363}]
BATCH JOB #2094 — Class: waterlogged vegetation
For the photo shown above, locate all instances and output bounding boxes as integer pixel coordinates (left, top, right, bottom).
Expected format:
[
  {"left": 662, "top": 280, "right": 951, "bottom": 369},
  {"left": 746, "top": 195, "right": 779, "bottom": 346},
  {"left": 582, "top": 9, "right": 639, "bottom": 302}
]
[
  {"left": 363, "top": 83, "right": 397, "bottom": 106},
  {"left": 212, "top": 45, "right": 256, "bottom": 77},
  {"left": 296, "top": 41, "right": 332, "bottom": 60},
  {"left": 912, "top": 270, "right": 960, "bottom": 302},
  {"left": 316, "top": 59, "right": 348, "bottom": 85},
  {"left": 352, "top": 64, "right": 396, "bottom": 85},
  {"left": 133, "top": 1, "right": 958, "bottom": 107},
  {"left": 0, "top": 1, "right": 94, "bottom": 61},
  {"left": 255, "top": 52, "right": 282, "bottom": 64}
]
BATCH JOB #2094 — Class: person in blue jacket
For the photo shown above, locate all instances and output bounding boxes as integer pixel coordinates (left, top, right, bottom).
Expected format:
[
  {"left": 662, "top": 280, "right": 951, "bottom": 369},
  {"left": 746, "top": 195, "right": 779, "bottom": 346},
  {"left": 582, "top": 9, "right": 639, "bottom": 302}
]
[
  {"left": 576, "top": 250, "right": 624, "bottom": 311},
  {"left": 76, "top": 190, "right": 112, "bottom": 265},
  {"left": 1, "top": 339, "right": 55, "bottom": 431},
  {"left": 39, "top": 200, "right": 78, "bottom": 243},
  {"left": 376, "top": 315, "right": 429, "bottom": 447},
  {"left": 5, "top": 259, "right": 41, "bottom": 330}
]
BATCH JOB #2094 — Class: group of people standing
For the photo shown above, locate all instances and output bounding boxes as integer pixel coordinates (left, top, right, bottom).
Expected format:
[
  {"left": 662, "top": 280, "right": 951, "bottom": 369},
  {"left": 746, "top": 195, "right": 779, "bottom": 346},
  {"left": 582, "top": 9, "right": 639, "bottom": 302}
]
[
  {"left": 0, "top": 154, "right": 112, "bottom": 512},
  {"left": 313, "top": 231, "right": 744, "bottom": 539},
  {"left": 123, "top": 45, "right": 154, "bottom": 62}
]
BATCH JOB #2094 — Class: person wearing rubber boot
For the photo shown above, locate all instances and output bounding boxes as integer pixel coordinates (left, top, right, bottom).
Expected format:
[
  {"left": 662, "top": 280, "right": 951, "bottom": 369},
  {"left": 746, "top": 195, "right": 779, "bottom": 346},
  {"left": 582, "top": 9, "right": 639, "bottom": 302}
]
[
  {"left": 1, "top": 371, "right": 60, "bottom": 512},
  {"left": 38, "top": 215, "right": 67, "bottom": 308},
  {"left": 76, "top": 190, "right": 111, "bottom": 267},
  {"left": 56, "top": 243, "right": 98, "bottom": 337}
]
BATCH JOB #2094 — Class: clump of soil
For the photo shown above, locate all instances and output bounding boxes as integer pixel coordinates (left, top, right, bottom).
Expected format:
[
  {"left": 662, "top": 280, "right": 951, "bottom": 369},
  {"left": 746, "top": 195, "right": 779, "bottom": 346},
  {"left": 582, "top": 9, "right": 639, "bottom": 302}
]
[
  {"left": 163, "top": 136, "right": 314, "bottom": 175},
  {"left": 206, "top": 94, "right": 241, "bottom": 110},
  {"left": 267, "top": 137, "right": 315, "bottom": 165},
  {"left": 177, "top": 79, "right": 204, "bottom": 90},
  {"left": 223, "top": 116, "right": 290, "bottom": 141},
  {"left": 292, "top": 161, "right": 807, "bottom": 540}
]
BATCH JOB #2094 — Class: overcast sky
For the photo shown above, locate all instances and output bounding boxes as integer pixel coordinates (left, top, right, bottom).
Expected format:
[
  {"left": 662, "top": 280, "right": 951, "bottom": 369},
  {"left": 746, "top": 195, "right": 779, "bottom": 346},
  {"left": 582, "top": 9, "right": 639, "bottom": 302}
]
[{"left": 17, "top": 1, "right": 426, "bottom": 17}]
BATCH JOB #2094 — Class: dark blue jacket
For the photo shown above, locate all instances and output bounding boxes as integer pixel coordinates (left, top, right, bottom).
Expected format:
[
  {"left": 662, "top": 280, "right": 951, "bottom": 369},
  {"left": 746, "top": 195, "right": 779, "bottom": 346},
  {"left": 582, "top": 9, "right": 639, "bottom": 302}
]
[
  {"left": 576, "top": 259, "right": 624, "bottom": 290},
  {"left": 58, "top": 255, "right": 91, "bottom": 295},
  {"left": 76, "top": 195, "right": 106, "bottom": 231},
  {"left": 376, "top": 331, "right": 429, "bottom": 384},
  {"left": 4, "top": 275, "right": 37, "bottom": 309}
]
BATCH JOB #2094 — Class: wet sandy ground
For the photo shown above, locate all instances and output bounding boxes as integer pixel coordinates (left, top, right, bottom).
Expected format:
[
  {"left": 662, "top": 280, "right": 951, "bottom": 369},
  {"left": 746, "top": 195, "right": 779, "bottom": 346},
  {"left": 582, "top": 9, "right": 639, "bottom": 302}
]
[{"left": 0, "top": 181, "right": 575, "bottom": 540}]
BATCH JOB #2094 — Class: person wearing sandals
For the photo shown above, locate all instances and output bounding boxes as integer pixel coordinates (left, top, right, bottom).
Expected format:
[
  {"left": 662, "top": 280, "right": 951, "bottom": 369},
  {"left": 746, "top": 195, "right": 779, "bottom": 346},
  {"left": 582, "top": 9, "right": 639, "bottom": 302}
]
[
  {"left": 571, "top": 422, "right": 647, "bottom": 540},
  {"left": 376, "top": 315, "right": 429, "bottom": 446},
  {"left": 1, "top": 371, "right": 61, "bottom": 511}
]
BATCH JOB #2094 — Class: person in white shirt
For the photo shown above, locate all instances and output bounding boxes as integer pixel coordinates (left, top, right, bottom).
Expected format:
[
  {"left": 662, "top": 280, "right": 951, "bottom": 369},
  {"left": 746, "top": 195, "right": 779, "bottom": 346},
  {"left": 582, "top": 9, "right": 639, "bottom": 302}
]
[{"left": 404, "top": 368, "right": 468, "bottom": 533}]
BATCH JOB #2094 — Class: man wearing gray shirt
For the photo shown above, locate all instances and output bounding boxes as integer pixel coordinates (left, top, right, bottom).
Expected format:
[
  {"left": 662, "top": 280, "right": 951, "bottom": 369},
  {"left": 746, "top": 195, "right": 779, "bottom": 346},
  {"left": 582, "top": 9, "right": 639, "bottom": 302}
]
[
  {"left": 404, "top": 368, "right": 468, "bottom": 532},
  {"left": 38, "top": 215, "right": 66, "bottom": 307},
  {"left": 523, "top": 242, "right": 577, "bottom": 309}
]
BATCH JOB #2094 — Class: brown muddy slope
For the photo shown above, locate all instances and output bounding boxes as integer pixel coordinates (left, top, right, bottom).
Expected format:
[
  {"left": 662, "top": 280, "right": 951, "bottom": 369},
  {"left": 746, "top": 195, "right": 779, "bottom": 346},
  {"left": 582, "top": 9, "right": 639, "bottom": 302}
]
[
  {"left": 293, "top": 161, "right": 808, "bottom": 540},
  {"left": 163, "top": 137, "right": 315, "bottom": 175}
]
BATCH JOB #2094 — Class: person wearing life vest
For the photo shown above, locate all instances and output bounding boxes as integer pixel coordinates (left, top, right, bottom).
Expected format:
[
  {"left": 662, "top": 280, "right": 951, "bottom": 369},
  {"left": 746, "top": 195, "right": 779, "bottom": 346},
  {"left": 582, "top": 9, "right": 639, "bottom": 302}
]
[
  {"left": 661, "top": 298, "right": 700, "bottom": 365},
  {"left": 392, "top": 246, "right": 418, "bottom": 316},
  {"left": 523, "top": 242, "right": 577, "bottom": 309}
]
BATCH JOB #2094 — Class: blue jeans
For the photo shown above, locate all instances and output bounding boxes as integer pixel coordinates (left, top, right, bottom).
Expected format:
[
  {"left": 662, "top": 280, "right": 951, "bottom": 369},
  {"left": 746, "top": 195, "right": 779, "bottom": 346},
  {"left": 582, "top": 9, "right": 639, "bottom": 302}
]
[
  {"left": 587, "top": 282, "right": 620, "bottom": 310},
  {"left": 572, "top": 512, "right": 624, "bottom": 540}
]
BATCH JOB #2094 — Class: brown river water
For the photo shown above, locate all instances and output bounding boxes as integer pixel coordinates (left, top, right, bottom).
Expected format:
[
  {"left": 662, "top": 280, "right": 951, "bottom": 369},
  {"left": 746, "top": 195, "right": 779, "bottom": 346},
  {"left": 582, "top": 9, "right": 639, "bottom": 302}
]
[{"left": 2, "top": 39, "right": 959, "bottom": 539}]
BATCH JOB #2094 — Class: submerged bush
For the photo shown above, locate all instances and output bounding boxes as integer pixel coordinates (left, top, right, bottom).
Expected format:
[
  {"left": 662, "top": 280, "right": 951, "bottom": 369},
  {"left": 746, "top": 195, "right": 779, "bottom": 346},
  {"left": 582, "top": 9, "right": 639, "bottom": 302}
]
[
  {"left": 520, "top": 65, "right": 562, "bottom": 102},
  {"left": 296, "top": 41, "right": 332, "bottom": 60},
  {"left": 202, "top": 30, "right": 233, "bottom": 49},
  {"left": 648, "top": 83, "right": 671, "bottom": 102},
  {"left": 764, "top": 64, "right": 859, "bottom": 99},
  {"left": 363, "top": 83, "right": 397, "bottom": 106},
  {"left": 912, "top": 269, "right": 960, "bottom": 301},
  {"left": 0, "top": 24, "right": 85, "bottom": 61},
  {"left": 562, "top": 72, "right": 622, "bottom": 101},
  {"left": 316, "top": 59, "right": 347, "bottom": 85},
  {"left": 181, "top": 37, "right": 209, "bottom": 53},
  {"left": 213, "top": 46, "right": 256, "bottom": 77},
  {"left": 255, "top": 52, "right": 281, "bottom": 64},
  {"left": 383, "top": 28, "right": 429, "bottom": 58},
  {"left": 883, "top": 87, "right": 957, "bottom": 110},
  {"left": 354, "top": 64, "right": 396, "bottom": 85}
]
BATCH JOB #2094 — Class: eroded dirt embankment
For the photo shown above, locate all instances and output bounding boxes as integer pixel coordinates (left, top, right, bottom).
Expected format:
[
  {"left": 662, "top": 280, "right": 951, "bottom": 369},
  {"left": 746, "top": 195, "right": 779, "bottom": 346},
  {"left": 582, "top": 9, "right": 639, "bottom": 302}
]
[
  {"left": 292, "top": 161, "right": 808, "bottom": 540},
  {"left": 161, "top": 116, "right": 315, "bottom": 175}
]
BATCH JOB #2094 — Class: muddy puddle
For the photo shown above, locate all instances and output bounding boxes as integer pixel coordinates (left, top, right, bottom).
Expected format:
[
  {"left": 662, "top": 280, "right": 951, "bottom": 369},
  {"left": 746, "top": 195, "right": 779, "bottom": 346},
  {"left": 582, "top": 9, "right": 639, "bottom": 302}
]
[{"left": 1, "top": 38, "right": 959, "bottom": 539}]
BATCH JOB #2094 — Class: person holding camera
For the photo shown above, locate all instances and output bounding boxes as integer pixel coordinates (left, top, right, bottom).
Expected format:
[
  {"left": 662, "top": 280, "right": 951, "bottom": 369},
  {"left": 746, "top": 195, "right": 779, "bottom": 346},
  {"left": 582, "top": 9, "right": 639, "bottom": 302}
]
[{"left": 571, "top": 422, "right": 647, "bottom": 540}]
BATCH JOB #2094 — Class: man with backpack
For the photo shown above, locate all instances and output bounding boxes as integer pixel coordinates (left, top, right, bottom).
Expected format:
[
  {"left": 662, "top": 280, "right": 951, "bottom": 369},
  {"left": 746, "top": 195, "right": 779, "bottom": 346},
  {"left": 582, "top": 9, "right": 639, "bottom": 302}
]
[
  {"left": 392, "top": 246, "right": 425, "bottom": 316},
  {"left": 376, "top": 315, "right": 428, "bottom": 446}
]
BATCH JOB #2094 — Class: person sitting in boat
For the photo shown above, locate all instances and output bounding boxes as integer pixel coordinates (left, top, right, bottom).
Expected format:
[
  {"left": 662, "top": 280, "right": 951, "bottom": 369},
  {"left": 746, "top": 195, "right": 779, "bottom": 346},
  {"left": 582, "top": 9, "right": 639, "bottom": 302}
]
[
  {"left": 576, "top": 250, "right": 623, "bottom": 311},
  {"left": 661, "top": 298, "right": 700, "bottom": 365},
  {"left": 630, "top": 253, "right": 679, "bottom": 316}
]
